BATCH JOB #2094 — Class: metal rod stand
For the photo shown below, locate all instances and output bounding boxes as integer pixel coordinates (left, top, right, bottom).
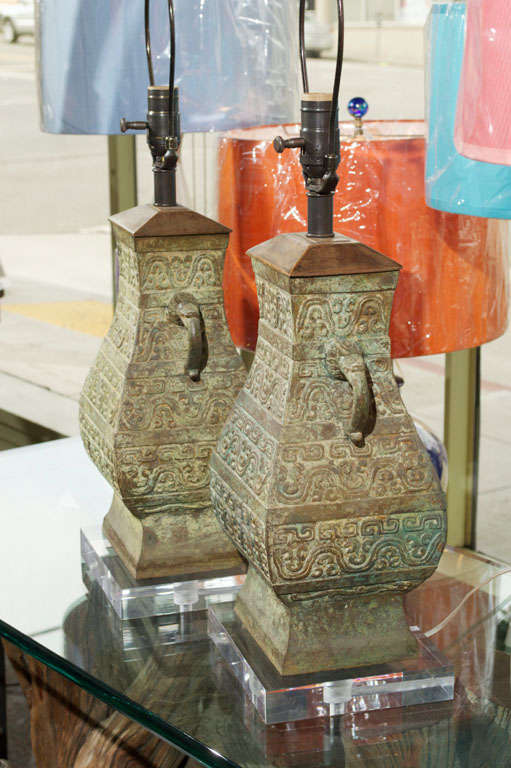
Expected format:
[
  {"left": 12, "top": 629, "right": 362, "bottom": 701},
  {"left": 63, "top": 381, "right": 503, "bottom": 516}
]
[{"left": 444, "top": 347, "right": 481, "bottom": 548}]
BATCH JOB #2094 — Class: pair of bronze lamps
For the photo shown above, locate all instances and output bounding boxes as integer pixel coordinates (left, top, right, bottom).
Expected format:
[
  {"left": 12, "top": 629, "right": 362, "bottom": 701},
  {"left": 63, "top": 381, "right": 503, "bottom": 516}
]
[{"left": 79, "top": 0, "right": 446, "bottom": 677}]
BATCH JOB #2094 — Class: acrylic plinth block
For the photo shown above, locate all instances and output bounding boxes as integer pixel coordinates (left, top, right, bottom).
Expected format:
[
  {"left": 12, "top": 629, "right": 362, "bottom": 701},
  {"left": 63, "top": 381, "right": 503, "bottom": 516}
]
[
  {"left": 208, "top": 602, "right": 454, "bottom": 725},
  {"left": 81, "top": 527, "right": 243, "bottom": 621}
]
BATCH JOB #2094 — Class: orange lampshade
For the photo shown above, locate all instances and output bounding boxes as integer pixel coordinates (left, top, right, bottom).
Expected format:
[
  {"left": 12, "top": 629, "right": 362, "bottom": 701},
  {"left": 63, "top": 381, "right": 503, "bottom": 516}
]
[{"left": 219, "top": 121, "right": 509, "bottom": 358}]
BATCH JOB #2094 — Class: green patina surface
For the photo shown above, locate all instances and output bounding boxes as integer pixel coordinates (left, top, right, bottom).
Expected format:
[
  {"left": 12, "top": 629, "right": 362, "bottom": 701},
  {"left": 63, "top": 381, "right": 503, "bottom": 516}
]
[
  {"left": 79, "top": 207, "right": 246, "bottom": 579},
  {"left": 210, "top": 232, "right": 447, "bottom": 675}
]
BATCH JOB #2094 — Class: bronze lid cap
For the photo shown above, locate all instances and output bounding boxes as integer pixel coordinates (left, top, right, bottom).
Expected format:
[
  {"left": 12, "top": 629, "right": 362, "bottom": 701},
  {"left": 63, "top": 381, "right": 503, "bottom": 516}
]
[
  {"left": 248, "top": 232, "right": 401, "bottom": 277},
  {"left": 110, "top": 204, "right": 231, "bottom": 237}
]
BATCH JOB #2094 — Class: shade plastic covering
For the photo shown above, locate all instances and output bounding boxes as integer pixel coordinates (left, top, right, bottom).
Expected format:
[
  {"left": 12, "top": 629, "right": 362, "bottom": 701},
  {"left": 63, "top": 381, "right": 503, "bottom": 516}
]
[
  {"left": 219, "top": 121, "right": 509, "bottom": 359},
  {"left": 425, "top": 2, "right": 511, "bottom": 218},
  {"left": 36, "top": 0, "right": 300, "bottom": 134},
  {"left": 455, "top": 0, "right": 511, "bottom": 165}
]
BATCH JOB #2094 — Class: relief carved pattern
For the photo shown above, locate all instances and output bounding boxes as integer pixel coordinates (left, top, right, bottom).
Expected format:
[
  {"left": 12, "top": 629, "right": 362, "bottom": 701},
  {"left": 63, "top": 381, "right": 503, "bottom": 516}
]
[
  {"left": 96, "top": 351, "right": 124, "bottom": 396},
  {"left": 367, "top": 356, "right": 408, "bottom": 418},
  {"left": 294, "top": 292, "right": 394, "bottom": 341},
  {"left": 331, "top": 293, "right": 393, "bottom": 335},
  {"left": 119, "top": 375, "right": 243, "bottom": 432},
  {"left": 244, "top": 337, "right": 289, "bottom": 421},
  {"left": 134, "top": 321, "right": 183, "bottom": 364},
  {"left": 82, "top": 365, "right": 117, "bottom": 429},
  {"left": 211, "top": 259, "right": 447, "bottom": 596},
  {"left": 125, "top": 377, "right": 166, "bottom": 398},
  {"left": 79, "top": 410, "right": 117, "bottom": 492},
  {"left": 134, "top": 298, "right": 235, "bottom": 368},
  {"left": 79, "top": 244, "right": 140, "bottom": 484},
  {"left": 294, "top": 298, "right": 332, "bottom": 341},
  {"left": 118, "top": 442, "right": 212, "bottom": 503},
  {"left": 105, "top": 293, "right": 139, "bottom": 362},
  {"left": 255, "top": 277, "right": 293, "bottom": 337},
  {"left": 270, "top": 511, "right": 445, "bottom": 584},
  {"left": 140, "top": 251, "right": 222, "bottom": 291},
  {"left": 117, "top": 242, "right": 139, "bottom": 290},
  {"left": 275, "top": 436, "right": 437, "bottom": 506},
  {"left": 215, "top": 405, "right": 277, "bottom": 497},
  {"left": 286, "top": 376, "right": 352, "bottom": 423},
  {"left": 211, "top": 474, "right": 270, "bottom": 579},
  {"left": 80, "top": 233, "right": 244, "bottom": 513}
]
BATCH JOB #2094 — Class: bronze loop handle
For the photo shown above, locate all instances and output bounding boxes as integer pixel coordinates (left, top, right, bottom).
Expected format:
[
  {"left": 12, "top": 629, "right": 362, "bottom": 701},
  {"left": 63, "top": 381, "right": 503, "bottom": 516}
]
[
  {"left": 169, "top": 296, "right": 207, "bottom": 382},
  {"left": 324, "top": 338, "right": 375, "bottom": 446}
]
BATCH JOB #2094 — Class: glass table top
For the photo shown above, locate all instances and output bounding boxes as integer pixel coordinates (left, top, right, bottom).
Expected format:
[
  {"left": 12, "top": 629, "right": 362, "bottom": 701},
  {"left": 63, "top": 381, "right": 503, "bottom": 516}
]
[{"left": 2, "top": 437, "right": 511, "bottom": 768}]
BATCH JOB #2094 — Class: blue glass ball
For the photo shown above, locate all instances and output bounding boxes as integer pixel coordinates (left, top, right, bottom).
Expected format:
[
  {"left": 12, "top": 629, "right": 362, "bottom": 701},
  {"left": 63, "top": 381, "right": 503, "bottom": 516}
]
[{"left": 348, "top": 97, "right": 369, "bottom": 119}]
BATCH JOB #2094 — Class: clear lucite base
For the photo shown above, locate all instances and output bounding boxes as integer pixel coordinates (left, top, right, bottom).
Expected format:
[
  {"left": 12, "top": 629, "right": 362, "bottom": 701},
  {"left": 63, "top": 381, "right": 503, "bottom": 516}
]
[
  {"left": 86, "top": 581, "right": 212, "bottom": 660},
  {"left": 208, "top": 602, "right": 455, "bottom": 725},
  {"left": 81, "top": 527, "right": 244, "bottom": 620}
]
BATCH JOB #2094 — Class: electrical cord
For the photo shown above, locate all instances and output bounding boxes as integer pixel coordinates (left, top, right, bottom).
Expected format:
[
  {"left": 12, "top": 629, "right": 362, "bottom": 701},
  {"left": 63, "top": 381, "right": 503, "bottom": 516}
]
[{"left": 424, "top": 566, "right": 511, "bottom": 638}]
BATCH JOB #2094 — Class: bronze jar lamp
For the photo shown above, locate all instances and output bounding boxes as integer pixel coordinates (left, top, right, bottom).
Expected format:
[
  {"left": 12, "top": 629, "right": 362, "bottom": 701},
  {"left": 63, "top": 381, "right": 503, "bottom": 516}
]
[
  {"left": 210, "top": 0, "right": 447, "bottom": 676},
  {"left": 80, "top": 0, "right": 246, "bottom": 580}
]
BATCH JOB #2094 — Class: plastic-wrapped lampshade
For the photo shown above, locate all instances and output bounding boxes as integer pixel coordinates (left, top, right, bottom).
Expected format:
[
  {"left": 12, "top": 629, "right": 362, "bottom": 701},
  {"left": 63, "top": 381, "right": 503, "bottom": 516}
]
[
  {"left": 36, "top": 0, "right": 300, "bottom": 134},
  {"left": 425, "top": 2, "right": 511, "bottom": 217},
  {"left": 455, "top": 0, "right": 511, "bottom": 165},
  {"left": 219, "top": 121, "right": 509, "bottom": 358}
]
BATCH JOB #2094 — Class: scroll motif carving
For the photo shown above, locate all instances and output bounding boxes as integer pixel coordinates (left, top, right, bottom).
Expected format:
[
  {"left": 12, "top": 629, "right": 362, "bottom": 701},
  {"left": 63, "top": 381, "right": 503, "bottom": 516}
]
[
  {"left": 245, "top": 337, "right": 289, "bottom": 420},
  {"left": 270, "top": 511, "right": 445, "bottom": 583},
  {"left": 80, "top": 231, "right": 245, "bottom": 518},
  {"left": 274, "top": 447, "right": 436, "bottom": 505},
  {"left": 119, "top": 385, "right": 237, "bottom": 432},
  {"left": 294, "top": 293, "right": 392, "bottom": 340},
  {"left": 78, "top": 410, "right": 117, "bottom": 491},
  {"left": 215, "top": 406, "right": 277, "bottom": 496},
  {"left": 140, "top": 252, "right": 221, "bottom": 291},
  {"left": 118, "top": 449, "right": 210, "bottom": 498},
  {"left": 287, "top": 378, "right": 352, "bottom": 422},
  {"left": 281, "top": 444, "right": 325, "bottom": 462},
  {"left": 210, "top": 238, "right": 447, "bottom": 613},
  {"left": 211, "top": 475, "right": 270, "bottom": 578},
  {"left": 117, "top": 242, "right": 138, "bottom": 289},
  {"left": 135, "top": 323, "right": 183, "bottom": 363},
  {"left": 331, "top": 294, "right": 390, "bottom": 335},
  {"left": 256, "top": 278, "right": 293, "bottom": 336},
  {"left": 125, "top": 378, "right": 166, "bottom": 397},
  {"left": 295, "top": 299, "right": 333, "bottom": 341}
]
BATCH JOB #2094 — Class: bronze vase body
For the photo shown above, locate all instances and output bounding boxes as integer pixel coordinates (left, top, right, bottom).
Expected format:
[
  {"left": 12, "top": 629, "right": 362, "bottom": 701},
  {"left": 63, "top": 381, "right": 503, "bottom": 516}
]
[
  {"left": 80, "top": 204, "right": 246, "bottom": 579},
  {"left": 210, "top": 232, "right": 447, "bottom": 675}
]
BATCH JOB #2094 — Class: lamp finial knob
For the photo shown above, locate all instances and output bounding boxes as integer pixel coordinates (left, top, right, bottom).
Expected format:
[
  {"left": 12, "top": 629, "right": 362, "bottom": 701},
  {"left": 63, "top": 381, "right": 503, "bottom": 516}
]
[{"left": 348, "top": 97, "right": 368, "bottom": 137}]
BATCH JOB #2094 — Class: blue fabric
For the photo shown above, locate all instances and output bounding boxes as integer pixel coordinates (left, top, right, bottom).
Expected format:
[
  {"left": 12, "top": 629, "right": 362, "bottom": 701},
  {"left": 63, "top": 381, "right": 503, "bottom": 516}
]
[
  {"left": 37, "top": 0, "right": 299, "bottom": 135},
  {"left": 426, "top": 2, "right": 511, "bottom": 219}
]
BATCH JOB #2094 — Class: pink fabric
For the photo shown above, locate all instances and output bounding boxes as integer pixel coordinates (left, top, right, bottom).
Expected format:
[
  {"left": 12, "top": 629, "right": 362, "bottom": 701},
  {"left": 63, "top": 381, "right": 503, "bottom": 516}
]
[{"left": 455, "top": 0, "right": 511, "bottom": 165}]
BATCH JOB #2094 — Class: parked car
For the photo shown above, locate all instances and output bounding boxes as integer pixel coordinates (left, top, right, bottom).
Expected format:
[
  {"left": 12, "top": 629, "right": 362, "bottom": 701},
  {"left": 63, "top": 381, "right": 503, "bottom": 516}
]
[
  {"left": 0, "top": 0, "right": 34, "bottom": 44},
  {"left": 304, "top": 10, "right": 333, "bottom": 58}
]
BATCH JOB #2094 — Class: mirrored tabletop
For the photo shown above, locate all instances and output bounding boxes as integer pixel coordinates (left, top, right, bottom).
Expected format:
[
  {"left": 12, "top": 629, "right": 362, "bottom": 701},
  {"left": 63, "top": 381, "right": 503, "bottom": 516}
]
[{"left": 1, "top": 438, "right": 511, "bottom": 768}]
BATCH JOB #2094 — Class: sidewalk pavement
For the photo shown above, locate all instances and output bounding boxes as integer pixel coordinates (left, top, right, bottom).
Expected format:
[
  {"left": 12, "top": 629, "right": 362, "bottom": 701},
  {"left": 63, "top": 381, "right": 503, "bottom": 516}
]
[
  {"left": 0, "top": 231, "right": 509, "bottom": 563},
  {"left": 0, "top": 232, "right": 111, "bottom": 436}
]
